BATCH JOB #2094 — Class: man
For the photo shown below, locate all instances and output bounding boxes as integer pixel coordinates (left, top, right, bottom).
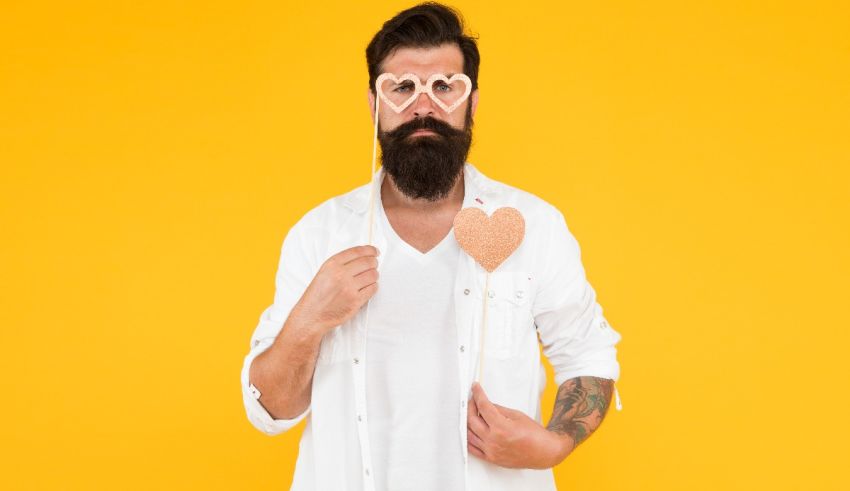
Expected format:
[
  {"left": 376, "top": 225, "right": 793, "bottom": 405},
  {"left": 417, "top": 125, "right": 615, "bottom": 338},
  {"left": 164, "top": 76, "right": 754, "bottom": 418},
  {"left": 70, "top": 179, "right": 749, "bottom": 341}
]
[{"left": 241, "top": 3, "right": 622, "bottom": 490}]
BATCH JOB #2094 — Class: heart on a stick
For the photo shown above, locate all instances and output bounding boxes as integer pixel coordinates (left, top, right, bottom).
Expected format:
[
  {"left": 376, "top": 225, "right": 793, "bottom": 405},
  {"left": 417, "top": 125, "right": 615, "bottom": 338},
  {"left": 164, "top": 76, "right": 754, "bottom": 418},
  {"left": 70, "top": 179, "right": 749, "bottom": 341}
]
[{"left": 453, "top": 207, "right": 525, "bottom": 272}]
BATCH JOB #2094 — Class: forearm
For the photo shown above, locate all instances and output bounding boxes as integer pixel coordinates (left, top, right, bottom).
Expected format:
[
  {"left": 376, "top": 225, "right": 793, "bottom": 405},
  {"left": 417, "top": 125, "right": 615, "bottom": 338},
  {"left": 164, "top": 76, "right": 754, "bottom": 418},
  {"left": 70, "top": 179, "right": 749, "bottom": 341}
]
[
  {"left": 545, "top": 376, "right": 615, "bottom": 462},
  {"left": 249, "top": 315, "right": 325, "bottom": 420}
]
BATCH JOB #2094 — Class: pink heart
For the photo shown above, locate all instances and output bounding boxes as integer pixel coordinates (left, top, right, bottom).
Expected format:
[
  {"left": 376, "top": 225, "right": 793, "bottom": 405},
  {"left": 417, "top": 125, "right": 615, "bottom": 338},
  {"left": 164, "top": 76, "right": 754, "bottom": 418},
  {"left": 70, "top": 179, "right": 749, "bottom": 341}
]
[{"left": 453, "top": 207, "right": 525, "bottom": 273}]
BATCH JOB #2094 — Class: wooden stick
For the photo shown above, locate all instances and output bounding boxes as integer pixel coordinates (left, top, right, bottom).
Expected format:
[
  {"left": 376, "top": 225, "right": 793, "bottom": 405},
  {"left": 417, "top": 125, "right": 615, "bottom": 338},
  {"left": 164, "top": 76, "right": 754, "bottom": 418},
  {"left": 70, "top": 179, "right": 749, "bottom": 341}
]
[
  {"left": 367, "top": 93, "right": 380, "bottom": 245},
  {"left": 359, "top": 92, "right": 382, "bottom": 374},
  {"left": 476, "top": 271, "right": 490, "bottom": 384}
]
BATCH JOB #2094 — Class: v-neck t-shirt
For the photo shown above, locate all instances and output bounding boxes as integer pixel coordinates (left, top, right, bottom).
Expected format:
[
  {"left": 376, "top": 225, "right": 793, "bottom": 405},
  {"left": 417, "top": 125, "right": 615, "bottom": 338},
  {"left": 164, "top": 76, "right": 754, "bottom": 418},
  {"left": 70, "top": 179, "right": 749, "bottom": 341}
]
[{"left": 363, "top": 192, "right": 464, "bottom": 491}]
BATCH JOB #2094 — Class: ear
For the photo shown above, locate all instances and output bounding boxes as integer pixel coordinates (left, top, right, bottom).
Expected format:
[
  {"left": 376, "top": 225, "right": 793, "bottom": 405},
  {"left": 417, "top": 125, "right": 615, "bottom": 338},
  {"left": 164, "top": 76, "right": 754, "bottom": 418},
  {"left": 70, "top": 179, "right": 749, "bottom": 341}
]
[
  {"left": 367, "top": 88, "right": 376, "bottom": 125},
  {"left": 470, "top": 88, "right": 480, "bottom": 118}
]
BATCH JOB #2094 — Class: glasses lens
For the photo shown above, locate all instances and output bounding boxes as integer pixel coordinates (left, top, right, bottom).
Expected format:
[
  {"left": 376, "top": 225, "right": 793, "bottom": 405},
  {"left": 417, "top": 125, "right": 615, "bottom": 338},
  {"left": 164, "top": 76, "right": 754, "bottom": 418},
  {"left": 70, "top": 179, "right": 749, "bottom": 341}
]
[
  {"left": 429, "top": 78, "right": 468, "bottom": 110},
  {"left": 379, "top": 78, "right": 418, "bottom": 109}
]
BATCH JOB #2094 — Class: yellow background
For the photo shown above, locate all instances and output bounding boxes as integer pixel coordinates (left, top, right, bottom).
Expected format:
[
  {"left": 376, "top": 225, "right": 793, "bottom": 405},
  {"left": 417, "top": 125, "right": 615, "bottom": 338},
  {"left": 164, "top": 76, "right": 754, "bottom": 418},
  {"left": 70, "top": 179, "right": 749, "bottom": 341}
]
[{"left": 1, "top": 1, "right": 848, "bottom": 489}]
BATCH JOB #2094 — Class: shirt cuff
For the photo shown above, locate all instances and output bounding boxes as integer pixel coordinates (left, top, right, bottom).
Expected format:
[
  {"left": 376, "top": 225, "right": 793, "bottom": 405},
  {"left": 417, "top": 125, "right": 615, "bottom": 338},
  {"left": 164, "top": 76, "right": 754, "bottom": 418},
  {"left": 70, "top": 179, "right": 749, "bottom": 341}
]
[
  {"left": 243, "top": 383, "right": 311, "bottom": 435},
  {"left": 553, "top": 361, "right": 620, "bottom": 387},
  {"left": 241, "top": 340, "right": 311, "bottom": 435}
]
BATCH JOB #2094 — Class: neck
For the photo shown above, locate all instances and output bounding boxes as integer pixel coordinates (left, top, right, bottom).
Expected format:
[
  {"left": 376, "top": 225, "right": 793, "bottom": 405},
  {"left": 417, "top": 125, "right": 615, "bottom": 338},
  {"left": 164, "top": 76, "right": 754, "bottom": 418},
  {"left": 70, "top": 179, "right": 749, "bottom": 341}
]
[{"left": 380, "top": 168, "right": 465, "bottom": 214}]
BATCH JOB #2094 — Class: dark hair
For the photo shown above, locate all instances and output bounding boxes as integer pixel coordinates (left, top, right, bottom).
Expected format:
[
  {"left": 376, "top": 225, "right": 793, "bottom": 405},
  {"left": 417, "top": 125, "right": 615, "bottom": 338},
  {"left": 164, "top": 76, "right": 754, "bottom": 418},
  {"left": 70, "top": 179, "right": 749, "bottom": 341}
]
[{"left": 365, "top": 2, "right": 480, "bottom": 95}]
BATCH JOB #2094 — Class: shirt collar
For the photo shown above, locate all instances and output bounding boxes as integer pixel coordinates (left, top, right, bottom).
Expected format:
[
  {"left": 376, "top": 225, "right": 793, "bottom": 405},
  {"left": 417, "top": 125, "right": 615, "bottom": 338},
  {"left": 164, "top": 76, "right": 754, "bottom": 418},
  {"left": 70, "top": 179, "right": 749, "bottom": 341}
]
[{"left": 341, "top": 162, "right": 499, "bottom": 215}]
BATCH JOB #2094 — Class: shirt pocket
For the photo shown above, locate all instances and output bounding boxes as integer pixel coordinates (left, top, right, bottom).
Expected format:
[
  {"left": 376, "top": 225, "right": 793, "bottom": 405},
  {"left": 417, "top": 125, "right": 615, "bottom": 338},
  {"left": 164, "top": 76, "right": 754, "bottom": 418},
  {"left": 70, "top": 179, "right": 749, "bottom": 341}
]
[{"left": 481, "top": 271, "right": 534, "bottom": 359}]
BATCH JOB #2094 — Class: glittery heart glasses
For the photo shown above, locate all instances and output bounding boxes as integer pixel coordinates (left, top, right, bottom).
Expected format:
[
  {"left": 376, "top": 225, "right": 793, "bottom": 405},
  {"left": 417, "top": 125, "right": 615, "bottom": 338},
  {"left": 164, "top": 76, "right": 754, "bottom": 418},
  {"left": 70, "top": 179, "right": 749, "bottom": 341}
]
[{"left": 375, "top": 72, "right": 472, "bottom": 114}]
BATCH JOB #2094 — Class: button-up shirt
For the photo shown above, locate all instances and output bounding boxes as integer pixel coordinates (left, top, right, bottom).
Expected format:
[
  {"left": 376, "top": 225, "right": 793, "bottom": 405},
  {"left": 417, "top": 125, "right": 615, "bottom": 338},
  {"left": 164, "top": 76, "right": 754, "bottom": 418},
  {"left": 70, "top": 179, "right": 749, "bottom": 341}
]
[{"left": 241, "top": 162, "right": 623, "bottom": 490}]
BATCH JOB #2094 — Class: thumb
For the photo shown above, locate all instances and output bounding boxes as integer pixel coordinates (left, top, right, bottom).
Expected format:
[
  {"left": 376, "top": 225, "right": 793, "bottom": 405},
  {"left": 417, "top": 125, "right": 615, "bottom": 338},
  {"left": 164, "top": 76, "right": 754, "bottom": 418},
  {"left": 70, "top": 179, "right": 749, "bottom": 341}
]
[
  {"left": 492, "top": 403, "right": 523, "bottom": 420},
  {"left": 472, "top": 382, "right": 503, "bottom": 424}
]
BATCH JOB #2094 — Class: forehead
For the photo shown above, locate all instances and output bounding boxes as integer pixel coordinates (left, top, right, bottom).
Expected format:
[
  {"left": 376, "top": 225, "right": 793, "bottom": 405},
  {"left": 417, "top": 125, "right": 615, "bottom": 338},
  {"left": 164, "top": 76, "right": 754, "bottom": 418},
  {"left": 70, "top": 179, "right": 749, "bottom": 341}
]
[{"left": 379, "top": 43, "right": 464, "bottom": 79}]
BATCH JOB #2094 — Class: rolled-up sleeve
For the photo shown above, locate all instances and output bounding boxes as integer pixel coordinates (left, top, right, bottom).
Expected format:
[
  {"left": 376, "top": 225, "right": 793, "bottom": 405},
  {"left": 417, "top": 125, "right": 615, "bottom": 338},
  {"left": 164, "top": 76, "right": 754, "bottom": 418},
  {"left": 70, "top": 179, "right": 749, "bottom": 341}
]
[
  {"left": 241, "top": 315, "right": 311, "bottom": 435},
  {"left": 240, "top": 215, "right": 322, "bottom": 435},
  {"left": 532, "top": 206, "right": 622, "bottom": 387}
]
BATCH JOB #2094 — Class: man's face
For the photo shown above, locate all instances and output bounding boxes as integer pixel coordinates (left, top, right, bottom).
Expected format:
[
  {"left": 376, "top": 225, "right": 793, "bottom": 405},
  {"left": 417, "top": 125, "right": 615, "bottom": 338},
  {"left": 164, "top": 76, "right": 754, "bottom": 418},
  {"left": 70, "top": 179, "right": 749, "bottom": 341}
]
[{"left": 367, "top": 43, "right": 479, "bottom": 202}]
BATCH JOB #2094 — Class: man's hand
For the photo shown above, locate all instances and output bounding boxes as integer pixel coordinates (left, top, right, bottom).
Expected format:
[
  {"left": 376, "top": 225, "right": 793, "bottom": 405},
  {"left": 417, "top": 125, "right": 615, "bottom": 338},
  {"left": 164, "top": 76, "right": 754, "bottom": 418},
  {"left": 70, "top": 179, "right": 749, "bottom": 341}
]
[
  {"left": 466, "top": 382, "right": 573, "bottom": 469},
  {"left": 249, "top": 245, "right": 380, "bottom": 420},
  {"left": 288, "top": 245, "right": 381, "bottom": 336}
]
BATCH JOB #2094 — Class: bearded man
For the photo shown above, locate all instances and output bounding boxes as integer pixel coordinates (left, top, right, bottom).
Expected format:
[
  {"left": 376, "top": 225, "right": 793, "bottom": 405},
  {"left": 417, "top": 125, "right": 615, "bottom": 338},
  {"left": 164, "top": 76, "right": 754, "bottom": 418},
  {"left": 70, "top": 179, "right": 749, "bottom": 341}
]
[{"left": 241, "top": 3, "right": 623, "bottom": 490}]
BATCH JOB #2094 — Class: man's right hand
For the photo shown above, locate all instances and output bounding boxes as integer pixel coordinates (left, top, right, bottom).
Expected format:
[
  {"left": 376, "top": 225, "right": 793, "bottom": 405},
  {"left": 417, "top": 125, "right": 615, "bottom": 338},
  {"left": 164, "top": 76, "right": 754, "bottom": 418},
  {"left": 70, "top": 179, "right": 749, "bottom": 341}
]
[{"left": 288, "top": 245, "right": 381, "bottom": 335}]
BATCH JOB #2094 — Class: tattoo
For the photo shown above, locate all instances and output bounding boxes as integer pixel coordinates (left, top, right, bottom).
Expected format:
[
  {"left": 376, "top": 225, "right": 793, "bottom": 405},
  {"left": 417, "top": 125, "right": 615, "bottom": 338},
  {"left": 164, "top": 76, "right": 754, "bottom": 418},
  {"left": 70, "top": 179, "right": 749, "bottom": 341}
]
[{"left": 546, "top": 377, "right": 614, "bottom": 448}]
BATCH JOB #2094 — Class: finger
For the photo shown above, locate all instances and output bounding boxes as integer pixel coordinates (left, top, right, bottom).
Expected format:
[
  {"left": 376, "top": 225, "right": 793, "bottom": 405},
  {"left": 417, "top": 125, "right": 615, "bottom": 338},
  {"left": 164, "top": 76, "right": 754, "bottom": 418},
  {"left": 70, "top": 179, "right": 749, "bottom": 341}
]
[
  {"left": 467, "top": 394, "right": 489, "bottom": 429},
  {"left": 333, "top": 245, "right": 379, "bottom": 265},
  {"left": 467, "top": 397, "right": 488, "bottom": 437},
  {"left": 351, "top": 263, "right": 379, "bottom": 290},
  {"left": 467, "top": 428, "right": 486, "bottom": 451},
  {"left": 492, "top": 403, "right": 521, "bottom": 420},
  {"left": 472, "top": 382, "right": 504, "bottom": 426},
  {"left": 343, "top": 254, "right": 380, "bottom": 277},
  {"left": 357, "top": 282, "right": 378, "bottom": 299},
  {"left": 467, "top": 442, "right": 487, "bottom": 460},
  {"left": 467, "top": 402, "right": 489, "bottom": 437}
]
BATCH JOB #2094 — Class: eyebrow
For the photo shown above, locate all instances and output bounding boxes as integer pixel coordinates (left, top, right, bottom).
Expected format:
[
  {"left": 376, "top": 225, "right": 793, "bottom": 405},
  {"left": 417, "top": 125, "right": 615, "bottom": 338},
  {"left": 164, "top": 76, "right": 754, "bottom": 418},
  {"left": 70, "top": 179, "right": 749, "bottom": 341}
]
[
  {"left": 393, "top": 73, "right": 459, "bottom": 83},
  {"left": 392, "top": 73, "right": 457, "bottom": 80}
]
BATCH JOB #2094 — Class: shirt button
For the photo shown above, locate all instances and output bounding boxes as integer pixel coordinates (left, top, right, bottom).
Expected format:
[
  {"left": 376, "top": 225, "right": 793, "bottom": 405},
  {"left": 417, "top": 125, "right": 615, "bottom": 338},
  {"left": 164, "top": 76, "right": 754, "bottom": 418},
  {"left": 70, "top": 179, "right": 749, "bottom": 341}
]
[
  {"left": 463, "top": 288, "right": 470, "bottom": 295},
  {"left": 461, "top": 400, "right": 466, "bottom": 408},
  {"left": 353, "top": 357, "right": 359, "bottom": 364},
  {"left": 365, "top": 468, "right": 370, "bottom": 476},
  {"left": 488, "top": 290, "right": 495, "bottom": 298},
  {"left": 459, "top": 345, "right": 465, "bottom": 352},
  {"left": 516, "top": 290, "right": 524, "bottom": 299},
  {"left": 357, "top": 414, "right": 362, "bottom": 422}
]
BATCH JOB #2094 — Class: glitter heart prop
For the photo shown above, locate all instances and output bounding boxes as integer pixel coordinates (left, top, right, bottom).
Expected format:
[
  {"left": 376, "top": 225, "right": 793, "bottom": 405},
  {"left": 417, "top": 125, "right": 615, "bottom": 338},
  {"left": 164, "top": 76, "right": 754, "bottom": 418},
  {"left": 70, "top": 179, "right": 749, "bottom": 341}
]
[
  {"left": 452, "top": 206, "right": 526, "bottom": 385},
  {"left": 453, "top": 207, "right": 526, "bottom": 273},
  {"left": 376, "top": 72, "right": 472, "bottom": 114}
]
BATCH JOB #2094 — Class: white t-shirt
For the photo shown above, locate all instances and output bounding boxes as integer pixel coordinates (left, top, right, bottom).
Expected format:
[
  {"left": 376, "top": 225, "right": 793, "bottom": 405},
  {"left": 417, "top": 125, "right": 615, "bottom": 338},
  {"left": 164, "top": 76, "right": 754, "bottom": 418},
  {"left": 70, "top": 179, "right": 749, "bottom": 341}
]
[{"left": 363, "top": 192, "right": 465, "bottom": 491}]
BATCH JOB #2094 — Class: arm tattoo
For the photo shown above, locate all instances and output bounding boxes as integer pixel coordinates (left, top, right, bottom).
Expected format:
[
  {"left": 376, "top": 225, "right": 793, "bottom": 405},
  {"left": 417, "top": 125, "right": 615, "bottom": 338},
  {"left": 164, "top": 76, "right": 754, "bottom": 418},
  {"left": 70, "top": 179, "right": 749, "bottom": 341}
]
[{"left": 546, "top": 376, "right": 614, "bottom": 448}]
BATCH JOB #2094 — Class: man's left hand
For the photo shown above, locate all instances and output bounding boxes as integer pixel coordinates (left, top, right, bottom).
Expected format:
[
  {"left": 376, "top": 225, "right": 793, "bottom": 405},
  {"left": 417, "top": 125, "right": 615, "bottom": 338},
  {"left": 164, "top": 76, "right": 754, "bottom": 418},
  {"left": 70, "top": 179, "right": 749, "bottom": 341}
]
[{"left": 466, "top": 382, "right": 574, "bottom": 469}]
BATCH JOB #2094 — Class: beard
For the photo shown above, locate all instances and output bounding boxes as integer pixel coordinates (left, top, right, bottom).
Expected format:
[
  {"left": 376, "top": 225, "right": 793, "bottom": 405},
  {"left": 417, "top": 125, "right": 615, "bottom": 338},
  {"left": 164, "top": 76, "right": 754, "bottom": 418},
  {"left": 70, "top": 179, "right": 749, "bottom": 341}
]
[{"left": 377, "top": 104, "right": 473, "bottom": 202}]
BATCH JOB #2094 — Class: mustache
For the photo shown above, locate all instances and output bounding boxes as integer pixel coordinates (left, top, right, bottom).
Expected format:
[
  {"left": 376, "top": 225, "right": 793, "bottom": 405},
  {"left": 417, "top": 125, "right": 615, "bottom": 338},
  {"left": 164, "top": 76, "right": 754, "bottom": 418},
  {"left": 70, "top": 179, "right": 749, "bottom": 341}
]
[{"left": 383, "top": 116, "right": 463, "bottom": 140}]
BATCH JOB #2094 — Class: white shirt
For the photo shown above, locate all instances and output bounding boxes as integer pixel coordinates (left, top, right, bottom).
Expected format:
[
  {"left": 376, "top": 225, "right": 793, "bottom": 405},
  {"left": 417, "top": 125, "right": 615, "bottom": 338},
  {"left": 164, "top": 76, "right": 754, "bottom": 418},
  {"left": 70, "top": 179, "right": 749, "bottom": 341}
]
[
  {"left": 365, "top": 188, "right": 464, "bottom": 490},
  {"left": 241, "top": 162, "right": 623, "bottom": 491}
]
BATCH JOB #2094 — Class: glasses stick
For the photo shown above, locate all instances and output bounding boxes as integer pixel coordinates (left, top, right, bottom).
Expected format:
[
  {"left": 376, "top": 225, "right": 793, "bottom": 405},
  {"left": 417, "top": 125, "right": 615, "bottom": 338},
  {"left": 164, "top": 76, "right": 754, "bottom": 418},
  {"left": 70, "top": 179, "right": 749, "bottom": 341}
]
[{"left": 367, "top": 93, "right": 381, "bottom": 246}]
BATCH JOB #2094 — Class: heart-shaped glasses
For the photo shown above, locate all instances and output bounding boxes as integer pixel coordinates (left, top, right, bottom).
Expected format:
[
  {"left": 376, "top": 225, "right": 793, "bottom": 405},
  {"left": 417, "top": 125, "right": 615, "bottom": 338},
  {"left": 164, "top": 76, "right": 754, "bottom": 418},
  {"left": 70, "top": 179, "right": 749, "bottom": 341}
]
[{"left": 375, "top": 72, "right": 472, "bottom": 114}]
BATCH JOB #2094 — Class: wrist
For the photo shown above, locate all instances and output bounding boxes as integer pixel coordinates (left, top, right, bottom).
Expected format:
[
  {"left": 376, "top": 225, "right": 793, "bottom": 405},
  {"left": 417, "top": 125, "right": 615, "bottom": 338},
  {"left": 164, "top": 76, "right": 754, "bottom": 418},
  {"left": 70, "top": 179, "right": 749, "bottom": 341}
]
[
  {"left": 286, "top": 305, "right": 332, "bottom": 338},
  {"left": 277, "top": 310, "right": 329, "bottom": 349},
  {"left": 546, "top": 430, "right": 576, "bottom": 466}
]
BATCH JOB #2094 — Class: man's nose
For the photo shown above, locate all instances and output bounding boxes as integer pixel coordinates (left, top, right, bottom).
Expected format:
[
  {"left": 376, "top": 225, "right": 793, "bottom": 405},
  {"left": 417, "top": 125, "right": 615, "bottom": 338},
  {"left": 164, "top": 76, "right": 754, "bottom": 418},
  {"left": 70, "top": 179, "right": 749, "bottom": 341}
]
[{"left": 412, "top": 91, "right": 436, "bottom": 117}]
